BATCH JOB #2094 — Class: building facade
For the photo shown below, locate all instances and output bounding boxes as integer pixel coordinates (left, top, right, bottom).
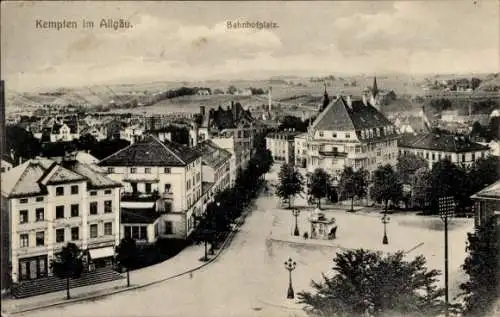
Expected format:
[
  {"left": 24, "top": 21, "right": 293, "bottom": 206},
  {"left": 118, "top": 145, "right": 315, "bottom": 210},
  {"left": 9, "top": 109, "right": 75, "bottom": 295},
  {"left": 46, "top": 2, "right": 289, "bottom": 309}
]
[
  {"left": 306, "top": 95, "right": 399, "bottom": 180},
  {"left": 294, "top": 133, "right": 308, "bottom": 168},
  {"left": 1, "top": 158, "right": 121, "bottom": 285},
  {"left": 99, "top": 135, "right": 203, "bottom": 240},
  {"left": 266, "top": 130, "right": 300, "bottom": 165},
  {"left": 471, "top": 180, "right": 500, "bottom": 229},
  {"left": 398, "top": 133, "right": 490, "bottom": 169}
]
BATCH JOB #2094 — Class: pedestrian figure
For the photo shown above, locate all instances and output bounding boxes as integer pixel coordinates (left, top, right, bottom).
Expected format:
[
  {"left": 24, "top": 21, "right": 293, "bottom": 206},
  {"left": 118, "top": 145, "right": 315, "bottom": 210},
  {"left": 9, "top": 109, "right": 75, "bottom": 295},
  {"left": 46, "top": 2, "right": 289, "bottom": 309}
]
[
  {"left": 189, "top": 272, "right": 193, "bottom": 279},
  {"left": 303, "top": 232, "right": 309, "bottom": 240}
]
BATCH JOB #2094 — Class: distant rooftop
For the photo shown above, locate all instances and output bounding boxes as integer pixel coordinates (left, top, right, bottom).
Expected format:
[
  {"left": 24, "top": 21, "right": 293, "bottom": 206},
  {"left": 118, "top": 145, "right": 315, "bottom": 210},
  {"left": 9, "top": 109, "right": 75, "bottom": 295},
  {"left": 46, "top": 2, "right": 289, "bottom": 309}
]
[{"left": 399, "top": 133, "right": 490, "bottom": 153}]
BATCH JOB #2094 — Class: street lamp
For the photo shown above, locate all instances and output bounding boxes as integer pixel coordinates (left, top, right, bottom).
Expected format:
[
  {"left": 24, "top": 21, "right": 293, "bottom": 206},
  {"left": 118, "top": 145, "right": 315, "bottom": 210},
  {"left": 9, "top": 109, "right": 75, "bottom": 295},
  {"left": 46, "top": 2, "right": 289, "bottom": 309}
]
[
  {"left": 439, "top": 196, "right": 455, "bottom": 317},
  {"left": 292, "top": 209, "right": 300, "bottom": 236},
  {"left": 381, "top": 212, "right": 390, "bottom": 245},
  {"left": 284, "top": 257, "right": 297, "bottom": 299}
]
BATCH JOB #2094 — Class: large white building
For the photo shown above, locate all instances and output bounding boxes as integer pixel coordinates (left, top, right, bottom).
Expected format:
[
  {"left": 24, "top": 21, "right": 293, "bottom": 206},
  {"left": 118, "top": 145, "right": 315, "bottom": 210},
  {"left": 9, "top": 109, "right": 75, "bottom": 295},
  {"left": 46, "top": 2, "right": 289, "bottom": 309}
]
[
  {"left": 1, "top": 158, "right": 121, "bottom": 284},
  {"left": 265, "top": 130, "right": 301, "bottom": 165},
  {"left": 99, "top": 135, "right": 204, "bottom": 242},
  {"left": 398, "top": 133, "right": 490, "bottom": 169},
  {"left": 294, "top": 133, "right": 308, "bottom": 168},
  {"left": 306, "top": 95, "right": 399, "bottom": 180}
]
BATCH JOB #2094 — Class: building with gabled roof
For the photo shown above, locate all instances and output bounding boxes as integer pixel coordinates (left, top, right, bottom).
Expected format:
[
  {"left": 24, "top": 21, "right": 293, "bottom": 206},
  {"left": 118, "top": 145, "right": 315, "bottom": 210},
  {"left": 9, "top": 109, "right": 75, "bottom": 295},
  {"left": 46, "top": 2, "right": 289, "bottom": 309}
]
[
  {"left": 98, "top": 135, "right": 204, "bottom": 240},
  {"left": 398, "top": 133, "right": 490, "bottom": 169},
  {"left": 306, "top": 95, "right": 399, "bottom": 179},
  {"left": 471, "top": 180, "right": 500, "bottom": 229},
  {"left": 1, "top": 158, "right": 121, "bottom": 287}
]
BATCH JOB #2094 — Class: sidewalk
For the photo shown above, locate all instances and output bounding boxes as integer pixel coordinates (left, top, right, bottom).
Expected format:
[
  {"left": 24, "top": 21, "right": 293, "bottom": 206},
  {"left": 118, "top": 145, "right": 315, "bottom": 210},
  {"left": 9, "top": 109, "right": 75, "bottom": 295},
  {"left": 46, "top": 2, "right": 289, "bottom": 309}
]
[{"left": 2, "top": 227, "right": 240, "bottom": 315}]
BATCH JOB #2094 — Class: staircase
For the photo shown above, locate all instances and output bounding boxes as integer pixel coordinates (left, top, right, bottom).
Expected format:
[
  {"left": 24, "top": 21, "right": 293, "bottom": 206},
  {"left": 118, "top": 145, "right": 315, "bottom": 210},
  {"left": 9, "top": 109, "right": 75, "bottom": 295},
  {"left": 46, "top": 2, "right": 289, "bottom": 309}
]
[{"left": 11, "top": 267, "right": 124, "bottom": 299}]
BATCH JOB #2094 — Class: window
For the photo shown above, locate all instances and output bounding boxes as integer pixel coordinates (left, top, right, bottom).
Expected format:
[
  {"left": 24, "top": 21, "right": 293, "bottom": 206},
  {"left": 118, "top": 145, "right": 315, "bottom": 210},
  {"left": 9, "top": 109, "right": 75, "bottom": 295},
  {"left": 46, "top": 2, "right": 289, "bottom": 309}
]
[
  {"left": 164, "top": 221, "right": 173, "bottom": 234},
  {"left": 36, "top": 197, "right": 44, "bottom": 202},
  {"left": 471, "top": 153, "right": 475, "bottom": 161},
  {"left": 481, "top": 152, "right": 485, "bottom": 158},
  {"left": 36, "top": 208, "right": 44, "bottom": 221},
  {"left": 89, "top": 202, "right": 98, "bottom": 215},
  {"left": 124, "top": 226, "right": 131, "bottom": 238},
  {"left": 20, "top": 234, "right": 29, "bottom": 248},
  {"left": 104, "top": 222, "right": 113, "bottom": 235},
  {"left": 89, "top": 224, "right": 98, "bottom": 238},
  {"left": 56, "top": 206, "right": 65, "bottom": 219},
  {"left": 130, "top": 167, "right": 137, "bottom": 173},
  {"left": 139, "top": 226, "right": 147, "bottom": 240},
  {"left": 36, "top": 231, "right": 45, "bottom": 246},
  {"left": 107, "top": 168, "right": 114, "bottom": 173},
  {"left": 71, "top": 185, "right": 79, "bottom": 195},
  {"left": 104, "top": 200, "right": 112, "bottom": 213},
  {"left": 104, "top": 189, "right": 112, "bottom": 195},
  {"left": 319, "top": 132, "right": 324, "bottom": 137},
  {"left": 462, "top": 154, "right": 466, "bottom": 162},
  {"left": 90, "top": 191, "right": 97, "bottom": 196},
  {"left": 164, "top": 184, "right": 171, "bottom": 192},
  {"left": 425, "top": 153, "right": 429, "bottom": 159},
  {"left": 332, "top": 132, "right": 337, "bottom": 138},
  {"left": 20, "top": 198, "right": 28, "bottom": 204},
  {"left": 432, "top": 153, "right": 435, "bottom": 160},
  {"left": 70, "top": 204, "right": 79, "bottom": 217},
  {"left": 164, "top": 167, "right": 171, "bottom": 174},
  {"left": 56, "top": 229, "right": 65, "bottom": 243},
  {"left": 132, "top": 226, "right": 140, "bottom": 239},
  {"left": 56, "top": 186, "right": 64, "bottom": 196},
  {"left": 345, "top": 133, "right": 350, "bottom": 138},
  {"left": 20, "top": 210, "right": 28, "bottom": 224},
  {"left": 71, "top": 227, "right": 79, "bottom": 241},
  {"left": 145, "top": 168, "right": 151, "bottom": 174},
  {"left": 145, "top": 183, "right": 152, "bottom": 193}
]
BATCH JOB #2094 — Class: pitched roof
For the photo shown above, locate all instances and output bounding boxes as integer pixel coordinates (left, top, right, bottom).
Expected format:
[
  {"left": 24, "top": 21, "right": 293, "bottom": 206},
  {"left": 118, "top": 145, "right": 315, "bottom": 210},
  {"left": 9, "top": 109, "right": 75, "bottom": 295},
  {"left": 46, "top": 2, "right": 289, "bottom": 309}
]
[
  {"left": 311, "top": 96, "right": 392, "bottom": 131},
  {"left": 2, "top": 157, "right": 119, "bottom": 198},
  {"left": 398, "top": 133, "right": 490, "bottom": 153},
  {"left": 98, "top": 135, "right": 201, "bottom": 167},
  {"left": 195, "top": 140, "right": 231, "bottom": 169},
  {"left": 471, "top": 180, "right": 500, "bottom": 200}
]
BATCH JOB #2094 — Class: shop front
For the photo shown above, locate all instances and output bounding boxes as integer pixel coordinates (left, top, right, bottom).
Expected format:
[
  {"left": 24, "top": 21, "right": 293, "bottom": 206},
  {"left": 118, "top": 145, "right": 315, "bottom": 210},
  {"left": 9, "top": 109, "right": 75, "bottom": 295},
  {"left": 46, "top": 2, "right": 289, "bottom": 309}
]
[{"left": 18, "top": 255, "right": 48, "bottom": 281}]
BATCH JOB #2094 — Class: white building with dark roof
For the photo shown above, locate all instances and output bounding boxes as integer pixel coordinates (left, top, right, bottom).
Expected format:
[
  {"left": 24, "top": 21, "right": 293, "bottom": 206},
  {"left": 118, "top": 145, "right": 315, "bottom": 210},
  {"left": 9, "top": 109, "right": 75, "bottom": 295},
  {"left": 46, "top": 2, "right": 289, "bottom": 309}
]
[
  {"left": 1, "top": 158, "right": 121, "bottom": 285},
  {"left": 98, "top": 135, "right": 204, "bottom": 241},
  {"left": 266, "top": 130, "right": 301, "bottom": 165},
  {"left": 306, "top": 95, "right": 399, "bottom": 179},
  {"left": 398, "top": 133, "right": 490, "bottom": 169}
]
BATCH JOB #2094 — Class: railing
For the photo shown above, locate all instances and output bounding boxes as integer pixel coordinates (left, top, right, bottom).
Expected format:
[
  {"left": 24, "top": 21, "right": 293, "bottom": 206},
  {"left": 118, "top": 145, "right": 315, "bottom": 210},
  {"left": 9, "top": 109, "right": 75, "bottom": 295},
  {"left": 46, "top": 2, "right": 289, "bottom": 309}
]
[
  {"left": 318, "top": 150, "right": 348, "bottom": 157},
  {"left": 121, "top": 192, "right": 160, "bottom": 202}
]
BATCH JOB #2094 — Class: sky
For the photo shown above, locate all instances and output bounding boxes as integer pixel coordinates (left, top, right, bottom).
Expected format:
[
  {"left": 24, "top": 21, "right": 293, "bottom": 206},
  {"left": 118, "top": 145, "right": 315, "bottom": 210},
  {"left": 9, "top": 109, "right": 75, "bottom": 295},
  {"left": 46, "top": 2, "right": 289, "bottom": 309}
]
[{"left": 1, "top": 0, "right": 499, "bottom": 92}]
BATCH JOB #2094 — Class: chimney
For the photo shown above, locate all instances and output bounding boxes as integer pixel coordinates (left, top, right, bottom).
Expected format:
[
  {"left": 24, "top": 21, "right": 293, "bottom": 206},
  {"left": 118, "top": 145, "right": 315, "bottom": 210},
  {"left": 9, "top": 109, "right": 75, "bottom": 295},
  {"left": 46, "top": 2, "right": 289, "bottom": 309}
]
[
  {"left": 362, "top": 95, "right": 368, "bottom": 106},
  {"left": 268, "top": 86, "right": 272, "bottom": 112},
  {"left": 200, "top": 106, "right": 206, "bottom": 118},
  {"left": 346, "top": 95, "right": 352, "bottom": 108},
  {"left": 232, "top": 101, "right": 237, "bottom": 121}
]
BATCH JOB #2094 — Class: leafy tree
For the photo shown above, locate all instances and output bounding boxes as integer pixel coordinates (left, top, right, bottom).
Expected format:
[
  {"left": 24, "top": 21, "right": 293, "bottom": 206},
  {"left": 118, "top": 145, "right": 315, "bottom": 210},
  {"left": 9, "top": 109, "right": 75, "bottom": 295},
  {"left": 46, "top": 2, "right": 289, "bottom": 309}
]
[
  {"left": 412, "top": 167, "right": 432, "bottom": 211},
  {"left": 459, "top": 217, "right": 500, "bottom": 317},
  {"left": 397, "top": 153, "right": 428, "bottom": 184},
  {"left": 467, "top": 156, "right": 500, "bottom": 197},
  {"left": 371, "top": 165, "right": 403, "bottom": 213},
  {"left": 91, "top": 139, "right": 130, "bottom": 160},
  {"left": 428, "top": 159, "right": 467, "bottom": 214},
  {"left": 115, "top": 236, "right": 138, "bottom": 287},
  {"left": 279, "top": 115, "right": 308, "bottom": 132},
  {"left": 276, "top": 163, "right": 304, "bottom": 209},
  {"left": 194, "top": 213, "right": 217, "bottom": 261},
  {"left": 227, "top": 85, "right": 237, "bottom": 95},
  {"left": 338, "top": 167, "right": 368, "bottom": 211},
  {"left": 77, "top": 134, "right": 98, "bottom": 151},
  {"left": 50, "top": 242, "right": 84, "bottom": 300},
  {"left": 6, "top": 126, "right": 41, "bottom": 162},
  {"left": 298, "top": 249, "right": 446, "bottom": 317},
  {"left": 308, "top": 168, "right": 331, "bottom": 209}
]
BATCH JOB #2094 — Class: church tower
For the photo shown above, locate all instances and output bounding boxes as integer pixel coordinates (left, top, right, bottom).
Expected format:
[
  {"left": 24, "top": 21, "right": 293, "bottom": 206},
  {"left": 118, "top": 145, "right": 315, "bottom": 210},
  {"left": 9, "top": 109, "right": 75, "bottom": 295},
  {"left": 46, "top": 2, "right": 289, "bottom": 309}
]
[
  {"left": 321, "top": 81, "right": 330, "bottom": 111},
  {"left": 369, "top": 76, "right": 380, "bottom": 111}
]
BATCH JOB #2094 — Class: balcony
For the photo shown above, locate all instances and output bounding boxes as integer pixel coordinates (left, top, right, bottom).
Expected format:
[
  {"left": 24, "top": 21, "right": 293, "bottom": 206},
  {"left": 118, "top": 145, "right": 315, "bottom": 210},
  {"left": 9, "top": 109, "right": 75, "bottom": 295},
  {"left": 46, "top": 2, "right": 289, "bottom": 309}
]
[
  {"left": 318, "top": 150, "right": 348, "bottom": 157},
  {"left": 121, "top": 191, "right": 160, "bottom": 202}
]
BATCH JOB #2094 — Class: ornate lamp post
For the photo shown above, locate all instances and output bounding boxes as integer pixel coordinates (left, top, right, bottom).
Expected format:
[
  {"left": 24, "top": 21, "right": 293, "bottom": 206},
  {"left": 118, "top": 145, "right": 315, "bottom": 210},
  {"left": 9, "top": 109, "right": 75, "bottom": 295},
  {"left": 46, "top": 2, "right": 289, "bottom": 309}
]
[
  {"left": 284, "top": 257, "right": 297, "bottom": 299},
  {"left": 381, "top": 212, "right": 390, "bottom": 245},
  {"left": 439, "top": 196, "right": 455, "bottom": 317},
  {"left": 292, "top": 209, "right": 300, "bottom": 236}
]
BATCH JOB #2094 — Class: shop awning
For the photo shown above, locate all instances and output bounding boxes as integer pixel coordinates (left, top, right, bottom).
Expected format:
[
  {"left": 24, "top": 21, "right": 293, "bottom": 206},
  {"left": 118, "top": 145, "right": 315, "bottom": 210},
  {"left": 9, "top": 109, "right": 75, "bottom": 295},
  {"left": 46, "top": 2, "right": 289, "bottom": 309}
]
[{"left": 89, "top": 247, "right": 115, "bottom": 259}]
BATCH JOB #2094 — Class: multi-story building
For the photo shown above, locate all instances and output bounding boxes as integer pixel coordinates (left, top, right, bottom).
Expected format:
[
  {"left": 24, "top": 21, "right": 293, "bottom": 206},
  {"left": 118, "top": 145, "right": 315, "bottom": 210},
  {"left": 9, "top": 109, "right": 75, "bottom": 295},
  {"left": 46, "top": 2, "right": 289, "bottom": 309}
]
[
  {"left": 306, "top": 95, "right": 399, "bottom": 180},
  {"left": 398, "top": 133, "right": 490, "bottom": 169},
  {"left": 294, "top": 133, "right": 308, "bottom": 168},
  {"left": 266, "top": 130, "right": 301, "bottom": 165},
  {"left": 195, "top": 140, "right": 232, "bottom": 206},
  {"left": 471, "top": 180, "right": 500, "bottom": 229},
  {"left": 1, "top": 158, "right": 121, "bottom": 286},
  {"left": 196, "top": 103, "right": 258, "bottom": 182},
  {"left": 99, "top": 135, "right": 204, "bottom": 241}
]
